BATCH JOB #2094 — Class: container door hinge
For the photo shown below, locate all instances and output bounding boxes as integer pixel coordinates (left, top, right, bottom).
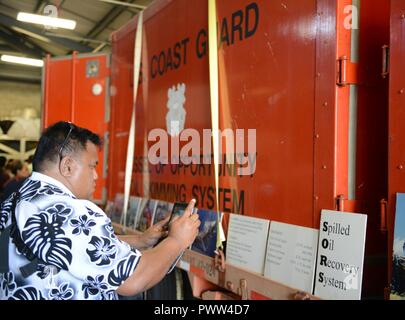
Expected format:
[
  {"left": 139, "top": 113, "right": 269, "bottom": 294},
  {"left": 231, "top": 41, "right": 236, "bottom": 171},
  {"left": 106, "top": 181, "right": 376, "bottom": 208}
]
[
  {"left": 335, "top": 195, "right": 357, "bottom": 213},
  {"left": 336, "top": 194, "right": 345, "bottom": 211},
  {"left": 337, "top": 56, "right": 358, "bottom": 86}
]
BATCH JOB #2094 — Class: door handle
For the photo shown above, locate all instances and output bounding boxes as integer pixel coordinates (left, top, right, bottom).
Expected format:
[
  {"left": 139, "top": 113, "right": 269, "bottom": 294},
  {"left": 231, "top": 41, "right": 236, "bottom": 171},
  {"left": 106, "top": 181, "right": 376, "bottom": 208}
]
[{"left": 382, "top": 45, "right": 390, "bottom": 78}]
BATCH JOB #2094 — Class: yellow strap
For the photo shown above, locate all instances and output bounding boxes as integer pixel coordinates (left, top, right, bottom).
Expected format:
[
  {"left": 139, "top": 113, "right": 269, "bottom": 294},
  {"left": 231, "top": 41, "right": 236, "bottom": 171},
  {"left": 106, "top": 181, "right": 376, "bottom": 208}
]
[
  {"left": 122, "top": 12, "right": 143, "bottom": 231},
  {"left": 208, "top": 0, "right": 222, "bottom": 250}
]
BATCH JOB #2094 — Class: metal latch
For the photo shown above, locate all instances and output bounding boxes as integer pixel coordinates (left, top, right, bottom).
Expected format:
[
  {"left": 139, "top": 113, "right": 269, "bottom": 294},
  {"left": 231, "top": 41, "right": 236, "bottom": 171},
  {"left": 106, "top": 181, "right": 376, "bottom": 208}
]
[
  {"left": 381, "top": 45, "right": 390, "bottom": 78},
  {"left": 293, "top": 291, "right": 311, "bottom": 300},
  {"left": 337, "top": 56, "right": 358, "bottom": 86},
  {"left": 380, "top": 199, "right": 387, "bottom": 233},
  {"left": 214, "top": 248, "right": 226, "bottom": 272},
  {"left": 238, "top": 279, "right": 249, "bottom": 300}
]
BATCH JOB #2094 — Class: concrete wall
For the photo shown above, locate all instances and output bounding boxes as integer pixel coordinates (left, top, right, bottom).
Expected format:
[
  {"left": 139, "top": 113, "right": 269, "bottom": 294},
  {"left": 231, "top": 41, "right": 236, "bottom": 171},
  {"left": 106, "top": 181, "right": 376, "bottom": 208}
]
[{"left": 0, "top": 80, "right": 41, "bottom": 119}]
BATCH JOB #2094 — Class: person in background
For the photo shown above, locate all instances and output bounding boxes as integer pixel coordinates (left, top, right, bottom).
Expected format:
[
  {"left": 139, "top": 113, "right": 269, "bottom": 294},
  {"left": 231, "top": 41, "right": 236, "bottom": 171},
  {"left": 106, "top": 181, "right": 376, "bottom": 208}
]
[
  {"left": 3, "top": 159, "right": 14, "bottom": 181},
  {"left": 25, "top": 155, "right": 34, "bottom": 174},
  {"left": 0, "top": 156, "right": 10, "bottom": 199},
  {"left": 0, "top": 121, "right": 200, "bottom": 300},
  {"left": 1, "top": 160, "right": 30, "bottom": 202}
]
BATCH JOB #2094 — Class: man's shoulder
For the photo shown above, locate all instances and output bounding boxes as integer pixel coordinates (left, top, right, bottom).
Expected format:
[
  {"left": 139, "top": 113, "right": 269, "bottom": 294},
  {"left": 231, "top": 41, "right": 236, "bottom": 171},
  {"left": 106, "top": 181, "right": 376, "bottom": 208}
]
[
  {"left": 18, "top": 177, "right": 72, "bottom": 203},
  {"left": 17, "top": 178, "right": 107, "bottom": 219},
  {"left": 69, "top": 199, "right": 107, "bottom": 218}
]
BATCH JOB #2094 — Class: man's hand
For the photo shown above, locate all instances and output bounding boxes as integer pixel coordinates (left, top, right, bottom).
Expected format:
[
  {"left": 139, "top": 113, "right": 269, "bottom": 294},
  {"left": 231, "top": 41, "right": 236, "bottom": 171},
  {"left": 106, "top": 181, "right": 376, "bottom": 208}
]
[
  {"left": 141, "top": 214, "right": 171, "bottom": 248},
  {"left": 167, "top": 199, "right": 200, "bottom": 250},
  {"left": 117, "top": 214, "right": 170, "bottom": 250},
  {"left": 117, "top": 199, "right": 201, "bottom": 296}
]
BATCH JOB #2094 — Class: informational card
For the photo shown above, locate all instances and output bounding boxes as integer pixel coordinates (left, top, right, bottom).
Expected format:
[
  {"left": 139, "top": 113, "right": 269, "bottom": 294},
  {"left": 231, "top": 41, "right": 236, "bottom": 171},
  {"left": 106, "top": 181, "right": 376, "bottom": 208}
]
[
  {"left": 226, "top": 214, "right": 270, "bottom": 274},
  {"left": 314, "top": 210, "right": 367, "bottom": 300},
  {"left": 264, "top": 221, "right": 318, "bottom": 293},
  {"left": 391, "top": 193, "right": 405, "bottom": 300}
]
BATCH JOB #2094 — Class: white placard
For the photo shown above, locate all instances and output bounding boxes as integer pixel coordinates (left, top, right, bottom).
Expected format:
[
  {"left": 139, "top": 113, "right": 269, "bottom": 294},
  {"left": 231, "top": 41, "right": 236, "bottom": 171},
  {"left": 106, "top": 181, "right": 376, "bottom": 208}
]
[
  {"left": 178, "top": 260, "right": 190, "bottom": 272},
  {"left": 264, "top": 221, "right": 318, "bottom": 293},
  {"left": 314, "top": 210, "right": 367, "bottom": 300},
  {"left": 226, "top": 214, "right": 270, "bottom": 274}
]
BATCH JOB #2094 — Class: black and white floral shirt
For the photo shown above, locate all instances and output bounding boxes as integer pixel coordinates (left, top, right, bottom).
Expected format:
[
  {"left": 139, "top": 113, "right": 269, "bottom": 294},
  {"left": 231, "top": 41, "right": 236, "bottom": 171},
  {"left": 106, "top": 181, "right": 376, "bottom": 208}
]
[{"left": 0, "top": 172, "right": 141, "bottom": 300}]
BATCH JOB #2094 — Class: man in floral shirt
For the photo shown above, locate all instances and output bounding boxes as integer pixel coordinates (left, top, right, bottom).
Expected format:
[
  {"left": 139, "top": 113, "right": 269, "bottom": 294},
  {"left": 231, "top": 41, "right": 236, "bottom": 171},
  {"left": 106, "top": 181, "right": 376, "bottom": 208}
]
[{"left": 0, "top": 121, "right": 200, "bottom": 300}]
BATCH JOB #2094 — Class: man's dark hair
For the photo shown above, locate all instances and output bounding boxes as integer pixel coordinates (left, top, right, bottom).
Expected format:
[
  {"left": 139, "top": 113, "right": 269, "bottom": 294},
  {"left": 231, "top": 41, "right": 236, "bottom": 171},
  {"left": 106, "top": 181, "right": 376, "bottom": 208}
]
[{"left": 33, "top": 121, "right": 102, "bottom": 172}]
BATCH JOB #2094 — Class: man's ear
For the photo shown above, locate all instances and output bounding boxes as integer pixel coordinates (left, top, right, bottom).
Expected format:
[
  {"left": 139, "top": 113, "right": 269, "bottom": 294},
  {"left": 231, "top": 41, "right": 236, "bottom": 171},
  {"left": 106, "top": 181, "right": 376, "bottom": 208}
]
[{"left": 59, "top": 156, "right": 75, "bottom": 177}]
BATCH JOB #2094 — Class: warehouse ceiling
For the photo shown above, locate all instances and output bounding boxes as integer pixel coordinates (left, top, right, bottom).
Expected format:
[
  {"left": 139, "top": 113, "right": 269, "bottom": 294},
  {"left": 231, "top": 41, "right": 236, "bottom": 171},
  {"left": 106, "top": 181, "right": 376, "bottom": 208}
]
[{"left": 0, "top": 0, "right": 153, "bottom": 83}]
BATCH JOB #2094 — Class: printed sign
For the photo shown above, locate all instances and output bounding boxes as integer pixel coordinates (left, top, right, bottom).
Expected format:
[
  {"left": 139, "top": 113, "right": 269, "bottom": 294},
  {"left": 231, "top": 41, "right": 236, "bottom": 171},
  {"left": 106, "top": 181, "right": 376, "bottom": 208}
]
[
  {"left": 226, "top": 214, "right": 269, "bottom": 274},
  {"left": 264, "top": 221, "right": 318, "bottom": 293},
  {"left": 314, "top": 210, "right": 367, "bottom": 300}
]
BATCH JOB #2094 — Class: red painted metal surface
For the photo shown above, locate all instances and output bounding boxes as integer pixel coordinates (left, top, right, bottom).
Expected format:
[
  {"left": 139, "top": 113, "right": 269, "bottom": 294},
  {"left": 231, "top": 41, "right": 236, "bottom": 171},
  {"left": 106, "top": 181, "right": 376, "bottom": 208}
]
[
  {"left": 356, "top": 0, "right": 390, "bottom": 298},
  {"left": 106, "top": 0, "right": 390, "bottom": 298},
  {"left": 313, "top": 0, "right": 338, "bottom": 225},
  {"left": 43, "top": 56, "right": 73, "bottom": 124},
  {"left": 42, "top": 53, "right": 110, "bottom": 203},
  {"left": 388, "top": 0, "right": 405, "bottom": 290},
  {"left": 335, "top": 0, "right": 351, "bottom": 202},
  {"left": 110, "top": 0, "right": 329, "bottom": 228}
]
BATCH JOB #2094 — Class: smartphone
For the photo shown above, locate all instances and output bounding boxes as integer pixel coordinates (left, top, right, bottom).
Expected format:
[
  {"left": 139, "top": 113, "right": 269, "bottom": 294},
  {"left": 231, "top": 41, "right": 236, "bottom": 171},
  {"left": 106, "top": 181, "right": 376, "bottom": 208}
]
[
  {"left": 156, "top": 202, "right": 196, "bottom": 244},
  {"left": 167, "top": 202, "right": 188, "bottom": 224},
  {"left": 163, "top": 202, "right": 197, "bottom": 273}
]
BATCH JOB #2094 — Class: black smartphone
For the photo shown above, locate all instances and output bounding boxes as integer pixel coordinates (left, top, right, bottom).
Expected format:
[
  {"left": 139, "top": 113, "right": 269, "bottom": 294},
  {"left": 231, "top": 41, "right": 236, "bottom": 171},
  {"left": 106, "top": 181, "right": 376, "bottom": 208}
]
[
  {"left": 168, "top": 202, "right": 188, "bottom": 224},
  {"left": 161, "top": 202, "right": 196, "bottom": 272},
  {"left": 160, "top": 202, "right": 190, "bottom": 233},
  {"left": 156, "top": 202, "right": 196, "bottom": 245}
]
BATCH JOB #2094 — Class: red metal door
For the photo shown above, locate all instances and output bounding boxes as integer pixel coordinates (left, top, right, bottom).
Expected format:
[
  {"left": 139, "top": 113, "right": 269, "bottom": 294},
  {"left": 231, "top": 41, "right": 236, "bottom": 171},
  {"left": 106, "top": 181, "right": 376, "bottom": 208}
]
[
  {"left": 388, "top": 0, "right": 405, "bottom": 297},
  {"left": 108, "top": 0, "right": 390, "bottom": 298},
  {"left": 110, "top": 0, "right": 330, "bottom": 227},
  {"left": 42, "top": 52, "right": 110, "bottom": 203}
]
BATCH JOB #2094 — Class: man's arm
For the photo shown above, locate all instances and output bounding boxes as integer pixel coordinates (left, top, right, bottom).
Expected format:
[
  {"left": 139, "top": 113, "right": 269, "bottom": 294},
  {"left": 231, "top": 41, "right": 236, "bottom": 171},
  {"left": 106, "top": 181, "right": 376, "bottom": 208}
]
[
  {"left": 117, "top": 215, "right": 171, "bottom": 251},
  {"left": 117, "top": 233, "right": 148, "bottom": 251},
  {"left": 117, "top": 199, "right": 200, "bottom": 296}
]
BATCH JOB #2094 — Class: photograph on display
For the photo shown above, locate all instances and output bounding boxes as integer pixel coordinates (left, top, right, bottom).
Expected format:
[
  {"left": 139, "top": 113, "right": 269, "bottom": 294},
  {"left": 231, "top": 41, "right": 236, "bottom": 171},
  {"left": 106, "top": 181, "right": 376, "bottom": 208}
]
[
  {"left": 110, "top": 193, "right": 124, "bottom": 224},
  {"left": 191, "top": 209, "right": 218, "bottom": 258},
  {"left": 136, "top": 198, "right": 158, "bottom": 232},
  {"left": 391, "top": 193, "right": 405, "bottom": 300},
  {"left": 125, "top": 196, "right": 142, "bottom": 229},
  {"left": 153, "top": 201, "right": 174, "bottom": 225},
  {"left": 104, "top": 200, "right": 114, "bottom": 219}
]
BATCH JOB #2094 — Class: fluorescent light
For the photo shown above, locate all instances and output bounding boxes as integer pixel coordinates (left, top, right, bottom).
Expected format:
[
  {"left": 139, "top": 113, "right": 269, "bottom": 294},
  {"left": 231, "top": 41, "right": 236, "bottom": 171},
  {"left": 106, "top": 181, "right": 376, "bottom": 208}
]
[
  {"left": 1, "top": 55, "right": 44, "bottom": 67},
  {"left": 17, "top": 12, "right": 76, "bottom": 30}
]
